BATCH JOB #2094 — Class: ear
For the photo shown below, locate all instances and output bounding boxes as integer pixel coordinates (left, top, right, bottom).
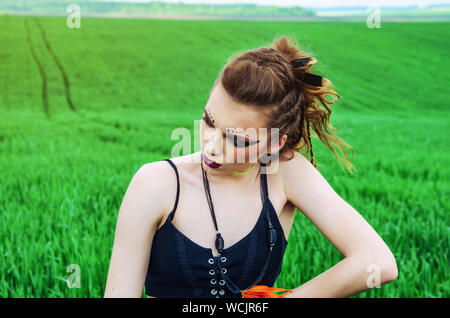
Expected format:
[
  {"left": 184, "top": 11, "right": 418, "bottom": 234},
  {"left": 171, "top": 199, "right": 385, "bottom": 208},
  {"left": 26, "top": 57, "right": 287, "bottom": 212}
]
[{"left": 268, "top": 134, "right": 287, "bottom": 155}]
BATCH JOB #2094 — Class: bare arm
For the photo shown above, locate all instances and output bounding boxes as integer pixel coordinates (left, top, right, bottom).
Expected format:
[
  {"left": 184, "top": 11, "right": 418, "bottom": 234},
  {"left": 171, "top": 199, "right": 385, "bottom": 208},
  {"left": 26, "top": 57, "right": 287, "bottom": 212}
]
[
  {"left": 280, "top": 152, "right": 398, "bottom": 298},
  {"left": 104, "top": 161, "right": 172, "bottom": 298}
]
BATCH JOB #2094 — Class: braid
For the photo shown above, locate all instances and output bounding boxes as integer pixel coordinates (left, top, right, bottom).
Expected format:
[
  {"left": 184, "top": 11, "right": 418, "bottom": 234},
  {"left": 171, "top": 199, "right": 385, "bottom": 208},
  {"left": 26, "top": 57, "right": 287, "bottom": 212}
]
[{"left": 306, "top": 119, "right": 316, "bottom": 167}]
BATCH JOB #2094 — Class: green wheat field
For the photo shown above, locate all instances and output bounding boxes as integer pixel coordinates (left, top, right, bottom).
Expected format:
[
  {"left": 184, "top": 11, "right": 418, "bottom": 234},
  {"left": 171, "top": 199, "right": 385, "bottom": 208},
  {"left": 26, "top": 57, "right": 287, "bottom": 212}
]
[{"left": 0, "top": 15, "right": 448, "bottom": 298}]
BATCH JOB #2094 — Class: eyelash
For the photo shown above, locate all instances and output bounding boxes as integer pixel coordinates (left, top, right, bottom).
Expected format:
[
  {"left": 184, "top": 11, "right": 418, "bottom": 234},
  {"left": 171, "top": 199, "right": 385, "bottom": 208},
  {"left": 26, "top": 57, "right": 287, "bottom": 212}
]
[{"left": 202, "top": 116, "right": 250, "bottom": 148}]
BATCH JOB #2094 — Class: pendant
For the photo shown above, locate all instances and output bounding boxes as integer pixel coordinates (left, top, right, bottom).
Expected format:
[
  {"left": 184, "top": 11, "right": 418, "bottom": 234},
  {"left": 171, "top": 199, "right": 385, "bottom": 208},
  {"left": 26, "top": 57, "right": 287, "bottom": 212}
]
[
  {"left": 267, "top": 225, "right": 277, "bottom": 247},
  {"left": 215, "top": 233, "right": 224, "bottom": 255}
]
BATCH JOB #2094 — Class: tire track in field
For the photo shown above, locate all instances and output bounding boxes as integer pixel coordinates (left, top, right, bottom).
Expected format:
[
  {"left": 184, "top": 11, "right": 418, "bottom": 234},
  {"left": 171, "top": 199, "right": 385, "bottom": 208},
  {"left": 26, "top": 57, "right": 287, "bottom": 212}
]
[
  {"left": 24, "top": 18, "right": 50, "bottom": 117},
  {"left": 23, "top": 18, "right": 130, "bottom": 140},
  {"left": 34, "top": 18, "right": 76, "bottom": 112},
  {"left": 27, "top": 19, "right": 141, "bottom": 139}
]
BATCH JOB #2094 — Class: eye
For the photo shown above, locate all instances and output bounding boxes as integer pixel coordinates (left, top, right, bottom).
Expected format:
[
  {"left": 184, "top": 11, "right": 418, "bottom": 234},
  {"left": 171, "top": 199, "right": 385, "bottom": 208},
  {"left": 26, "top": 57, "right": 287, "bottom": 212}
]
[
  {"left": 230, "top": 135, "right": 250, "bottom": 148},
  {"left": 202, "top": 116, "right": 254, "bottom": 148},
  {"left": 202, "top": 116, "right": 213, "bottom": 128}
]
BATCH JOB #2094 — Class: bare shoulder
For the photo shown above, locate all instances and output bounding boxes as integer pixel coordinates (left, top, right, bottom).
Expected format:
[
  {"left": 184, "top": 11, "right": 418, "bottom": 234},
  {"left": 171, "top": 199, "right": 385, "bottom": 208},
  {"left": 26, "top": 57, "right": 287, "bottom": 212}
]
[
  {"left": 137, "top": 160, "right": 173, "bottom": 182},
  {"left": 278, "top": 151, "right": 311, "bottom": 185},
  {"left": 126, "top": 160, "right": 178, "bottom": 221},
  {"left": 134, "top": 160, "right": 173, "bottom": 191},
  {"left": 278, "top": 152, "right": 331, "bottom": 207},
  {"left": 139, "top": 152, "right": 200, "bottom": 184}
]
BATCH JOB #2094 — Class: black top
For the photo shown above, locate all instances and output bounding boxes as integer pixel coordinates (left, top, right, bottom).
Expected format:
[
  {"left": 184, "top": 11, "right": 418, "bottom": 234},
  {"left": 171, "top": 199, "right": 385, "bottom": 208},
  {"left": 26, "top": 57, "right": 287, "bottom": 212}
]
[{"left": 144, "top": 158, "right": 288, "bottom": 298}]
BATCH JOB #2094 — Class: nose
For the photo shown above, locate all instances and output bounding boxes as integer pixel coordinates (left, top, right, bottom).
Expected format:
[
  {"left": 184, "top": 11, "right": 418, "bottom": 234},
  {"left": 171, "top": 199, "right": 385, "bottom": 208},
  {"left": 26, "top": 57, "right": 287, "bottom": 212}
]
[
  {"left": 202, "top": 127, "right": 223, "bottom": 158},
  {"left": 204, "top": 136, "right": 221, "bottom": 157}
]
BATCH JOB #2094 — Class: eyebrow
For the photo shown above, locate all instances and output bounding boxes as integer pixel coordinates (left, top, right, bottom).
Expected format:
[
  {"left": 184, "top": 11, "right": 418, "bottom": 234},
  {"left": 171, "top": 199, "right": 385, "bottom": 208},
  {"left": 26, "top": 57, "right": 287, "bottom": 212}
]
[{"left": 203, "top": 109, "right": 260, "bottom": 144}]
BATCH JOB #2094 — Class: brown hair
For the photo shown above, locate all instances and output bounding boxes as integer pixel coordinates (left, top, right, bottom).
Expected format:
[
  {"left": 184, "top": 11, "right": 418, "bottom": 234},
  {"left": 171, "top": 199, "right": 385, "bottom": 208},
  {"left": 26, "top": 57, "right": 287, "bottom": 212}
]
[{"left": 212, "top": 35, "right": 355, "bottom": 175}]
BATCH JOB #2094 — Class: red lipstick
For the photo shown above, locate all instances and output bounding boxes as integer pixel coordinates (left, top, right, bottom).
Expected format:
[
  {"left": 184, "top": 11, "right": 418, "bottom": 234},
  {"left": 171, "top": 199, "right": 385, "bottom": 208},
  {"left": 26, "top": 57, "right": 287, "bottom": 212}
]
[{"left": 203, "top": 154, "right": 221, "bottom": 168}]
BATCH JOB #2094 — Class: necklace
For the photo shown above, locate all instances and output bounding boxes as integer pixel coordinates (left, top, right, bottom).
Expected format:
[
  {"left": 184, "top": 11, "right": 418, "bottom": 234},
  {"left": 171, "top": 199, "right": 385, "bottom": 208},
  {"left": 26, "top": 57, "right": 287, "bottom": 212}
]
[
  {"left": 200, "top": 157, "right": 260, "bottom": 256},
  {"left": 200, "top": 159, "right": 225, "bottom": 256},
  {"left": 200, "top": 154, "right": 280, "bottom": 297},
  {"left": 231, "top": 161, "right": 257, "bottom": 176}
]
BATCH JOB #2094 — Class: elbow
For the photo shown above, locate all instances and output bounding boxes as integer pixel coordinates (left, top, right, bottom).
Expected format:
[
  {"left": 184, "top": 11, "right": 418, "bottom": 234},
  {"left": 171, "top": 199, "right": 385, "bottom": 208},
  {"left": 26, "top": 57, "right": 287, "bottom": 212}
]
[
  {"left": 377, "top": 250, "right": 399, "bottom": 283},
  {"left": 384, "top": 256, "right": 398, "bottom": 282},
  {"left": 359, "top": 248, "right": 398, "bottom": 284}
]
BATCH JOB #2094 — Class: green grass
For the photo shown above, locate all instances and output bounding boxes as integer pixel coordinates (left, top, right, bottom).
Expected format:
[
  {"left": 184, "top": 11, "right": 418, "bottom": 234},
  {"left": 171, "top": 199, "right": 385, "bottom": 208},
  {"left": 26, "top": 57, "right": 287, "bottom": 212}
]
[{"left": 0, "top": 15, "right": 448, "bottom": 298}]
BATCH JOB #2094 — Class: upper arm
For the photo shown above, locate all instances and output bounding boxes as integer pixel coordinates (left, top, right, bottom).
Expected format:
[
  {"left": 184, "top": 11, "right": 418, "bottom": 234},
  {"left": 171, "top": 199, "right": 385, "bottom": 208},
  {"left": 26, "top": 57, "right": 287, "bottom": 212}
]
[
  {"left": 104, "top": 161, "right": 172, "bottom": 297},
  {"left": 280, "top": 152, "right": 397, "bottom": 275}
]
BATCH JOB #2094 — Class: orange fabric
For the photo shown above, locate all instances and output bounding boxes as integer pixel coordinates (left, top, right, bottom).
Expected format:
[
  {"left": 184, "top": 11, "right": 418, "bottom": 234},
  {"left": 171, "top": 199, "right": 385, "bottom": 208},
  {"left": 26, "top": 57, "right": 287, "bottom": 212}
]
[{"left": 241, "top": 285, "right": 293, "bottom": 298}]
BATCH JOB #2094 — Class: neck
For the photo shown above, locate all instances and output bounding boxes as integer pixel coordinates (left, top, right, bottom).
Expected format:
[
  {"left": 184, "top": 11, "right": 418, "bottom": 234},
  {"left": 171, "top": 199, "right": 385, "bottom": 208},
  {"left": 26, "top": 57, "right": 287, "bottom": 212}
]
[{"left": 199, "top": 153, "right": 261, "bottom": 186}]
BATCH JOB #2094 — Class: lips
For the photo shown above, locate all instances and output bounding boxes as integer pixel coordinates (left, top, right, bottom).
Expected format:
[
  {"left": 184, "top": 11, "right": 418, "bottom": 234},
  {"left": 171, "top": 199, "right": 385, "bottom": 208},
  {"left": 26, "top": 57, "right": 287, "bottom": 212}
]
[{"left": 203, "top": 154, "right": 221, "bottom": 168}]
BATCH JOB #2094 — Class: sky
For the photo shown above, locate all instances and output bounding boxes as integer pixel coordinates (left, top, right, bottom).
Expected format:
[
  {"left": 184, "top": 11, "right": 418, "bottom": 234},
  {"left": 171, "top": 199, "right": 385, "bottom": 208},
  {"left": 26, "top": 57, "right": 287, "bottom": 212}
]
[{"left": 111, "top": 0, "right": 450, "bottom": 8}]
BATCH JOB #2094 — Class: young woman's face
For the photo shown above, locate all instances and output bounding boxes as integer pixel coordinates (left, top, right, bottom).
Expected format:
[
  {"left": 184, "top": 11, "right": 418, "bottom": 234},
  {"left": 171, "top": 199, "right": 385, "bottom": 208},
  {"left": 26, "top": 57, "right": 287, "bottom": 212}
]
[{"left": 200, "top": 82, "right": 274, "bottom": 172}]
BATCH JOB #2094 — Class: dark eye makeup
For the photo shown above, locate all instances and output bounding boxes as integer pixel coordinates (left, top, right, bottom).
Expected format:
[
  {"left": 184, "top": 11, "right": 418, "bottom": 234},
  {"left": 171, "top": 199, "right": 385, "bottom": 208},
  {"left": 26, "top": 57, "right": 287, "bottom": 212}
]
[{"left": 201, "top": 116, "right": 258, "bottom": 148}]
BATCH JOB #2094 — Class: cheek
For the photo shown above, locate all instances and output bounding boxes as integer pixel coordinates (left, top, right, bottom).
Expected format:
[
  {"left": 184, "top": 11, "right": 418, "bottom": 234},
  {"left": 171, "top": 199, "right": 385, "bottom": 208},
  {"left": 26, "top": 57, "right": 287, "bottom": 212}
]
[
  {"left": 249, "top": 146, "right": 261, "bottom": 162},
  {"left": 200, "top": 122, "right": 207, "bottom": 142},
  {"left": 201, "top": 126, "right": 224, "bottom": 151},
  {"left": 232, "top": 146, "right": 259, "bottom": 163},
  {"left": 200, "top": 123, "right": 215, "bottom": 142}
]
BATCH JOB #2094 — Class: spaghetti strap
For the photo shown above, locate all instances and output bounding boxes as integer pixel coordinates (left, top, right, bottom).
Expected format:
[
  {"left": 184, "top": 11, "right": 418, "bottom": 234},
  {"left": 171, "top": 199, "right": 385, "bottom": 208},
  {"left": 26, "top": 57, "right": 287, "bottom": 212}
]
[
  {"left": 163, "top": 159, "right": 180, "bottom": 221},
  {"left": 259, "top": 161, "right": 273, "bottom": 227},
  {"left": 259, "top": 161, "right": 269, "bottom": 203}
]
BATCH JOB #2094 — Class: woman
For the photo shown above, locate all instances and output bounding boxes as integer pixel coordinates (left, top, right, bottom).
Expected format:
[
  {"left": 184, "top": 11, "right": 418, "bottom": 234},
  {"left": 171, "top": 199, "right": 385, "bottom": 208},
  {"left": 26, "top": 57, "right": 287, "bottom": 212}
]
[{"left": 104, "top": 36, "right": 398, "bottom": 298}]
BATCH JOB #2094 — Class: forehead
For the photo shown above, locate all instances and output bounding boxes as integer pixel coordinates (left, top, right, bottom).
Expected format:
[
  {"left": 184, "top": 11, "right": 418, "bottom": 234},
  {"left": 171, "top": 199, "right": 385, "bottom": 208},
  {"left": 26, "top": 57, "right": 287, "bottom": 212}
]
[{"left": 206, "top": 82, "right": 268, "bottom": 132}]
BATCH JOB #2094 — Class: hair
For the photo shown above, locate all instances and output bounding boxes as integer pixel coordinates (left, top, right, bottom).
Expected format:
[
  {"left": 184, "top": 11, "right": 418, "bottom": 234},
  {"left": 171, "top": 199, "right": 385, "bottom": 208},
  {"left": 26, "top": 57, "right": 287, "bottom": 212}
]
[{"left": 211, "top": 35, "right": 355, "bottom": 175}]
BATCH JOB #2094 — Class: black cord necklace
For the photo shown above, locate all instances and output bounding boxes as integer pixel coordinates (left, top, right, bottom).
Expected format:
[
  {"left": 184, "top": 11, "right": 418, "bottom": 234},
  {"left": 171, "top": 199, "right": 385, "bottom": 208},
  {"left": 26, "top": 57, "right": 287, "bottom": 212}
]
[
  {"left": 200, "top": 155, "right": 278, "bottom": 296},
  {"left": 200, "top": 159, "right": 225, "bottom": 255}
]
